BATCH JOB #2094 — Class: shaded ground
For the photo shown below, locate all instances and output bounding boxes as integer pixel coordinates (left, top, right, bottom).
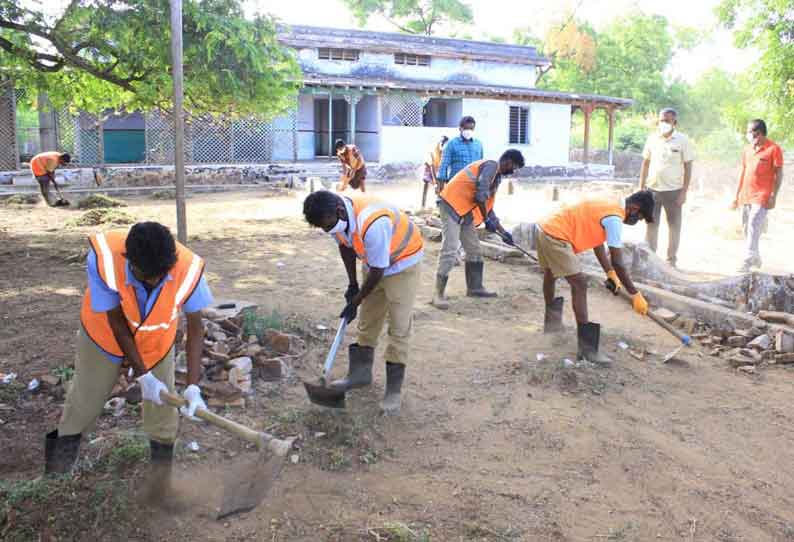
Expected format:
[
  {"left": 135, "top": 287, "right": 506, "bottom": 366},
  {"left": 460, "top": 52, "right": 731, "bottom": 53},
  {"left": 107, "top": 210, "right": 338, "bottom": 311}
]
[{"left": 2, "top": 184, "right": 794, "bottom": 541}]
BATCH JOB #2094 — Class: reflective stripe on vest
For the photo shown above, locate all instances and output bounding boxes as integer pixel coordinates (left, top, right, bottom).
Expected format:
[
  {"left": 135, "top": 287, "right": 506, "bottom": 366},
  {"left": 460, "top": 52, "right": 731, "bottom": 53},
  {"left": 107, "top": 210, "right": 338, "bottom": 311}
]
[
  {"left": 539, "top": 200, "right": 626, "bottom": 254},
  {"left": 80, "top": 230, "right": 204, "bottom": 369},
  {"left": 336, "top": 195, "right": 423, "bottom": 266}
]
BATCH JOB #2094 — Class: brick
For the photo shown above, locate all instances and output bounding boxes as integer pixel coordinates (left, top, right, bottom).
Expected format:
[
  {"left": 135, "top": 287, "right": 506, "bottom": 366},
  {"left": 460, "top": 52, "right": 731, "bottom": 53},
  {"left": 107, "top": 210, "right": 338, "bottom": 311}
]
[
  {"left": 726, "top": 336, "right": 747, "bottom": 347},
  {"left": 651, "top": 308, "right": 678, "bottom": 322},
  {"left": 776, "top": 331, "right": 794, "bottom": 353},
  {"left": 265, "top": 330, "right": 292, "bottom": 354},
  {"left": 775, "top": 353, "right": 794, "bottom": 364}
]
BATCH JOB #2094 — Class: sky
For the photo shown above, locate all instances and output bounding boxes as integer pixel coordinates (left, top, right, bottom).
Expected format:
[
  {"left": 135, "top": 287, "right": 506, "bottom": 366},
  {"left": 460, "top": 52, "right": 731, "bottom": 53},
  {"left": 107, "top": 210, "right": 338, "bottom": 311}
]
[{"left": 251, "top": 0, "right": 759, "bottom": 83}]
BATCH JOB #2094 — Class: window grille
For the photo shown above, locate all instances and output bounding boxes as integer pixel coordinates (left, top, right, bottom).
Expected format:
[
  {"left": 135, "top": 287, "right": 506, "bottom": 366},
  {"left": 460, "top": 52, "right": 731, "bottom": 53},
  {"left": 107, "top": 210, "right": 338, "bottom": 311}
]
[{"left": 509, "top": 105, "right": 529, "bottom": 145}]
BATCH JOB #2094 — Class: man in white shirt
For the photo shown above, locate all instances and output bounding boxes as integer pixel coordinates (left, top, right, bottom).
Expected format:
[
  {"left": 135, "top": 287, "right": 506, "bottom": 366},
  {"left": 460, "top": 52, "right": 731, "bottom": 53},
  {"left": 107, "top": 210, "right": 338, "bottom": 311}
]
[
  {"left": 639, "top": 108, "right": 695, "bottom": 268},
  {"left": 302, "top": 190, "right": 424, "bottom": 415}
]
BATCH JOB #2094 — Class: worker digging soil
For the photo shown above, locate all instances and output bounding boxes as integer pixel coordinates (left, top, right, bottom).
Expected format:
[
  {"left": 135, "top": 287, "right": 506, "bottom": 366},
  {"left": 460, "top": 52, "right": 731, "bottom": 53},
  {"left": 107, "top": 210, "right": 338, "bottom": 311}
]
[
  {"left": 535, "top": 190, "right": 656, "bottom": 364},
  {"left": 302, "top": 190, "right": 424, "bottom": 415},
  {"left": 45, "top": 222, "right": 214, "bottom": 502}
]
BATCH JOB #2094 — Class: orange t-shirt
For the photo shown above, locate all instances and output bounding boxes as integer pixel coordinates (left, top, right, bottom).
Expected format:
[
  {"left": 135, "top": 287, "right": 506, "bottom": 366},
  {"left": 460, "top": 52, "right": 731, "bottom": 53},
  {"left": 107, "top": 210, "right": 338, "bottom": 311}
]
[
  {"left": 30, "top": 152, "right": 62, "bottom": 177},
  {"left": 738, "top": 139, "right": 784, "bottom": 207}
]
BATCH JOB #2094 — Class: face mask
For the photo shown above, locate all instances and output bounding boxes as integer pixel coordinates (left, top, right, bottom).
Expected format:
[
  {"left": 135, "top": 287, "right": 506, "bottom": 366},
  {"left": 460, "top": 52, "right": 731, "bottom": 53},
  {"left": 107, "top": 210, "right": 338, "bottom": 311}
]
[
  {"left": 624, "top": 213, "right": 640, "bottom": 226},
  {"left": 327, "top": 219, "right": 347, "bottom": 234},
  {"left": 747, "top": 133, "right": 758, "bottom": 145},
  {"left": 461, "top": 129, "right": 474, "bottom": 140},
  {"left": 658, "top": 122, "right": 673, "bottom": 135}
]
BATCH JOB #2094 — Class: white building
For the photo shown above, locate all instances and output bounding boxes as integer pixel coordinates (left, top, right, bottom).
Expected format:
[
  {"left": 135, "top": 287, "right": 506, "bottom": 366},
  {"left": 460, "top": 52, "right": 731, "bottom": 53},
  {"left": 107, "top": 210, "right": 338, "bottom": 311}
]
[{"left": 278, "top": 25, "right": 632, "bottom": 168}]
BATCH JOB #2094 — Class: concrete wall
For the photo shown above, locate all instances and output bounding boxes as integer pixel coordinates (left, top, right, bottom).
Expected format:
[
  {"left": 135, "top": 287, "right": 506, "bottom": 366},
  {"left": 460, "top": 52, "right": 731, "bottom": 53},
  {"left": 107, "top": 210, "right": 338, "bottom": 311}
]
[
  {"left": 380, "top": 126, "right": 454, "bottom": 163},
  {"left": 296, "top": 48, "right": 537, "bottom": 88},
  {"left": 296, "top": 94, "right": 315, "bottom": 160},
  {"left": 355, "top": 95, "right": 380, "bottom": 161},
  {"left": 462, "top": 98, "right": 570, "bottom": 166}
]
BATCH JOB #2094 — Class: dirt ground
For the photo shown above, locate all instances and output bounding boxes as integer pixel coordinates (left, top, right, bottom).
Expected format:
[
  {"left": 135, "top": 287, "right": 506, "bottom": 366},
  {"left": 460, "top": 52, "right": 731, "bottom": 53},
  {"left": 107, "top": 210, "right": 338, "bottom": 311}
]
[{"left": 3, "top": 182, "right": 794, "bottom": 541}]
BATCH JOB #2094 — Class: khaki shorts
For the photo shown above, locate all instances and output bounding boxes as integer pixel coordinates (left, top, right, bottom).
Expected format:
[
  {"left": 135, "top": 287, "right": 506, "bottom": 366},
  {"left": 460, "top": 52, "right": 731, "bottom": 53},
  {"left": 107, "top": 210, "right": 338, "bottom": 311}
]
[{"left": 536, "top": 228, "right": 581, "bottom": 278}]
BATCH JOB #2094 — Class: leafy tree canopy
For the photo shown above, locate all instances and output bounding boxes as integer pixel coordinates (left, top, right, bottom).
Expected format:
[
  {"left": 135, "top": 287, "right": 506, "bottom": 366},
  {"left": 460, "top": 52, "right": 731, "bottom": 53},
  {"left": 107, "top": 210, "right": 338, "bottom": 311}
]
[
  {"left": 342, "top": 0, "right": 473, "bottom": 35},
  {"left": 0, "top": 0, "right": 300, "bottom": 116}
]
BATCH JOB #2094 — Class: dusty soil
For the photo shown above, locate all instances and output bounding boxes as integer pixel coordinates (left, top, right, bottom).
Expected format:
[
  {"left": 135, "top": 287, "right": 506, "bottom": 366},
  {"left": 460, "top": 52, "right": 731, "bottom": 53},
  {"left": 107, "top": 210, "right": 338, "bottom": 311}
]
[{"left": 2, "top": 183, "right": 794, "bottom": 541}]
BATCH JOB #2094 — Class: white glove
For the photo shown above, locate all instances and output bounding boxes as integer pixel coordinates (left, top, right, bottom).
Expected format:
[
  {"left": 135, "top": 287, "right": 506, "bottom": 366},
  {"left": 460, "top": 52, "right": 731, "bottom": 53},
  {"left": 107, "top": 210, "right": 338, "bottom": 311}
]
[
  {"left": 138, "top": 372, "right": 167, "bottom": 405},
  {"left": 180, "top": 384, "right": 207, "bottom": 419}
]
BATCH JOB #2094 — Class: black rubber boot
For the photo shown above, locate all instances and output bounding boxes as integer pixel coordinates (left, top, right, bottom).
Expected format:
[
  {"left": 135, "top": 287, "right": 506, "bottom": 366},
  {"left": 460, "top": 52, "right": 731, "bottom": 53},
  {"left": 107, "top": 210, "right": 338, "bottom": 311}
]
[
  {"left": 144, "top": 440, "right": 174, "bottom": 501},
  {"left": 431, "top": 274, "right": 450, "bottom": 310},
  {"left": 381, "top": 362, "right": 406, "bottom": 416},
  {"left": 544, "top": 297, "right": 564, "bottom": 333},
  {"left": 465, "top": 261, "right": 497, "bottom": 298},
  {"left": 44, "top": 430, "right": 81, "bottom": 475},
  {"left": 577, "top": 322, "right": 612, "bottom": 366},
  {"left": 330, "top": 343, "right": 374, "bottom": 391}
]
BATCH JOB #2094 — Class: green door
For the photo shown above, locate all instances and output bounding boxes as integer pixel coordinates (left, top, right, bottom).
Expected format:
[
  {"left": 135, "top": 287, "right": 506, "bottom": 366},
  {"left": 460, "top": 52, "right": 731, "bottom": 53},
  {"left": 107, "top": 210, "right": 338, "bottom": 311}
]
[{"left": 103, "top": 129, "right": 145, "bottom": 163}]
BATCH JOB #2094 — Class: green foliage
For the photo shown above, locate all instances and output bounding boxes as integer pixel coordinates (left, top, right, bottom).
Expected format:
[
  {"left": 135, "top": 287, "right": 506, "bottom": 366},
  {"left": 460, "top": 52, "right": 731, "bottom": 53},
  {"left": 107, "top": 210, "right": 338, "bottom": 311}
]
[
  {"left": 242, "top": 308, "right": 283, "bottom": 340},
  {"left": 342, "top": 0, "right": 473, "bottom": 35},
  {"left": 717, "top": 0, "right": 794, "bottom": 141},
  {"left": 0, "top": 0, "right": 300, "bottom": 117},
  {"left": 106, "top": 433, "right": 149, "bottom": 467},
  {"left": 52, "top": 365, "right": 75, "bottom": 382}
]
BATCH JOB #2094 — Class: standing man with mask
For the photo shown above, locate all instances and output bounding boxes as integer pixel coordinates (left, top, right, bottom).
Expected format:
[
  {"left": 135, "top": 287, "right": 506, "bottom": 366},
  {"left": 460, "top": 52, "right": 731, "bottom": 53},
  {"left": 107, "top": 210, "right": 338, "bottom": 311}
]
[
  {"left": 536, "top": 191, "right": 655, "bottom": 364},
  {"left": 45, "top": 222, "right": 213, "bottom": 499},
  {"left": 302, "top": 190, "right": 424, "bottom": 415},
  {"left": 431, "top": 149, "right": 525, "bottom": 309},
  {"left": 639, "top": 108, "right": 695, "bottom": 268},
  {"left": 437, "top": 116, "right": 483, "bottom": 193},
  {"left": 731, "top": 119, "right": 784, "bottom": 272}
]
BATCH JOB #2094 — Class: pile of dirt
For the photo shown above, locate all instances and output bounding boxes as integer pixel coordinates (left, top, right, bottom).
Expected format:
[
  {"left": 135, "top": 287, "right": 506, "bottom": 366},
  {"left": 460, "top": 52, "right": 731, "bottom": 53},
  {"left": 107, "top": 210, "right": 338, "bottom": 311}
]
[
  {"left": 4, "top": 193, "right": 40, "bottom": 205},
  {"left": 66, "top": 208, "right": 135, "bottom": 227},
  {"left": 150, "top": 189, "right": 175, "bottom": 200},
  {"left": 76, "top": 194, "right": 126, "bottom": 209}
]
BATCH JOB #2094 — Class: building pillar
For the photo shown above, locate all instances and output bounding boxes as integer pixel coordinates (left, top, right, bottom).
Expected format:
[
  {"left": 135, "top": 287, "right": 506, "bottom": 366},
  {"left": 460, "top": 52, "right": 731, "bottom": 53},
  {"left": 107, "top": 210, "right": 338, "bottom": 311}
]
[
  {"left": 607, "top": 107, "right": 616, "bottom": 166},
  {"left": 582, "top": 103, "right": 594, "bottom": 168},
  {"left": 328, "top": 92, "right": 334, "bottom": 158},
  {"left": 345, "top": 93, "right": 362, "bottom": 146}
]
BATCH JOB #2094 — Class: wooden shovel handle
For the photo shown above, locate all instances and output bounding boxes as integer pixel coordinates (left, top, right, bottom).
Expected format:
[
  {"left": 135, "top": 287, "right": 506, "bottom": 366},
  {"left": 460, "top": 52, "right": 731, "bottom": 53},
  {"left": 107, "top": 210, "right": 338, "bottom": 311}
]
[
  {"left": 159, "top": 390, "right": 293, "bottom": 456},
  {"left": 616, "top": 289, "right": 691, "bottom": 346}
]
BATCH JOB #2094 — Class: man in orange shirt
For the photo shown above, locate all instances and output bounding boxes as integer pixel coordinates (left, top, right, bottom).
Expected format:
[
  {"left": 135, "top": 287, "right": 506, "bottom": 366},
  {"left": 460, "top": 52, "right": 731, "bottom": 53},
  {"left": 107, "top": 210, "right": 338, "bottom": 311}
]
[
  {"left": 30, "top": 151, "right": 71, "bottom": 206},
  {"left": 421, "top": 135, "right": 448, "bottom": 208},
  {"left": 536, "top": 191, "right": 654, "bottom": 364},
  {"left": 731, "top": 119, "right": 784, "bottom": 273},
  {"left": 335, "top": 139, "right": 367, "bottom": 193}
]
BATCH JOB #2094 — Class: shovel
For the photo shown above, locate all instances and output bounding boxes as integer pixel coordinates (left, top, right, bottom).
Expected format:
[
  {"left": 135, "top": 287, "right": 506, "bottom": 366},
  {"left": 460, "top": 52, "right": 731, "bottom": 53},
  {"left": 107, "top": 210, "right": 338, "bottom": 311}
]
[
  {"left": 495, "top": 231, "right": 538, "bottom": 262},
  {"left": 303, "top": 317, "right": 348, "bottom": 409},
  {"left": 608, "top": 287, "right": 692, "bottom": 347},
  {"left": 159, "top": 390, "right": 294, "bottom": 519},
  {"left": 51, "top": 178, "right": 71, "bottom": 207}
]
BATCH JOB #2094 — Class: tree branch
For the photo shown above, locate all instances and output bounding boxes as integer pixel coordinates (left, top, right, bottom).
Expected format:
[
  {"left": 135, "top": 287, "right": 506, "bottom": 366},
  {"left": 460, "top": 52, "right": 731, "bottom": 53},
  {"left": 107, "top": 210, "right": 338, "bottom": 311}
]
[{"left": 0, "top": 36, "right": 65, "bottom": 72}]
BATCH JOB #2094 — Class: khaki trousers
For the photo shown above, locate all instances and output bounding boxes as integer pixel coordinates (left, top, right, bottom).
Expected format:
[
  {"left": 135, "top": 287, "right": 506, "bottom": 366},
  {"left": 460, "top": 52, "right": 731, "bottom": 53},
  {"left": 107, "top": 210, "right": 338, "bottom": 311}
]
[
  {"left": 357, "top": 263, "right": 421, "bottom": 365},
  {"left": 436, "top": 205, "right": 482, "bottom": 277},
  {"left": 58, "top": 329, "right": 178, "bottom": 444}
]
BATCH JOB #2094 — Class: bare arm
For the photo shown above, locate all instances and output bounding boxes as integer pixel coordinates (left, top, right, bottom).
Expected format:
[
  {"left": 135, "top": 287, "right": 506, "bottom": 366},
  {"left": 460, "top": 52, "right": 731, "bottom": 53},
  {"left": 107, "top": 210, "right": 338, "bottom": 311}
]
[
  {"left": 339, "top": 244, "right": 358, "bottom": 287},
  {"left": 351, "top": 267, "right": 384, "bottom": 306},
  {"left": 639, "top": 158, "right": 650, "bottom": 190},
  {"left": 682, "top": 161, "right": 692, "bottom": 192},
  {"left": 106, "top": 306, "right": 146, "bottom": 376},
  {"left": 593, "top": 244, "right": 612, "bottom": 273},
  {"left": 768, "top": 166, "right": 784, "bottom": 209},
  {"left": 609, "top": 247, "right": 638, "bottom": 295}
]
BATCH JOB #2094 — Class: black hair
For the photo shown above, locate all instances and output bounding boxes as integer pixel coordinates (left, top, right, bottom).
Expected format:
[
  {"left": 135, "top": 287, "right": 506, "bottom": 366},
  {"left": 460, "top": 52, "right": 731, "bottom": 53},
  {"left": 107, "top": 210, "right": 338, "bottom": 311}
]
[
  {"left": 440, "top": 135, "right": 449, "bottom": 144},
  {"left": 303, "top": 190, "right": 341, "bottom": 227},
  {"left": 60, "top": 153, "right": 71, "bottom": 163},
  {"left": 459, "top": 116, "right": 476, "bottom": 128},
  {"left": 659, "top": 107, "right": 678, "bottom": 119},
  {"left": 500, "top": 149, "right": 525, "bottom": 169},
  {"left": 626, "top": 190, "right": 655, "bottom": 223},
  {"left": 334, "top": 139, "right": 346, "bottom": 151},
  {"left": 125, "top": 222, "right": 177, "bottom": 279},
  {"left": 749, "top": 119, "right": 767, "bottom": 136}
]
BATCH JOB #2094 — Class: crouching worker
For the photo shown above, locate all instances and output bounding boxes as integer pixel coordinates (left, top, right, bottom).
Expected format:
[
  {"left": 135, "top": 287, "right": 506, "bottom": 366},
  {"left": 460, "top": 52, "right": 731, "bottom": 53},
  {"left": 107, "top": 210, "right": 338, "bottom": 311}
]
[
  {"left": 303, "top": 190, "right": 424, "bottom": 415},
  {"left": 45, "top": 222, "right": 213, "bottom": 497},
  {"left": 432, "top": 149, "right": 525, "bottom": 309},
  {"left": 537, "top": 191, "right": 655, "bottom": 364}
]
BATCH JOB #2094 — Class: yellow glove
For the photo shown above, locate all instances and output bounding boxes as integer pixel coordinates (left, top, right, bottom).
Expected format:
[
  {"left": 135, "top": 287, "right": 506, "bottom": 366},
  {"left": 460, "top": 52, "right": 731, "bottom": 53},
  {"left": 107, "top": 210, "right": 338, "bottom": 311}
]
[
  {"left": 632, "top": 292, "right": 649, "bottom": 315},
  {"left": 605, "top": 269, "right": 623, "bottom": 295}
]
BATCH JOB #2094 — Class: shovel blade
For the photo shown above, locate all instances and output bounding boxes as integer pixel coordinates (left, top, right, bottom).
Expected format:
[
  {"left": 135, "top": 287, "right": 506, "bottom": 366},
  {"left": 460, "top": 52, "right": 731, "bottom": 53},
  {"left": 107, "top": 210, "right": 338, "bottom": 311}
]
[
  {"left": 217, "top": 453, "right": 283, "bottom": 520},
  {"left": 303, "top": 381, "right": 346, "bottom": 409}
]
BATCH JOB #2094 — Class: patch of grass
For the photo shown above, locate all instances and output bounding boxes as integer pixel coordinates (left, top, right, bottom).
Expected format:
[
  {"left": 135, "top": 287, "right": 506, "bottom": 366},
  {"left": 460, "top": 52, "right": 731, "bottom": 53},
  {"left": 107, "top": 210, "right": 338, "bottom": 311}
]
[
  {"left": 0, "top": 477, "right": 63, "bottom": 506},
  {"left": 76, "top": 194, "right": 126, "bottom": 209},
  {"left": 105, "top": 432, "right": 149, "bottom": 468},
  {"left": 242, "top": 308, "right": 283, "bottom": 340},
  {"left": 4, "top": 193, "right": 39, "bottom": 205},
  {"left": 66, "top": 208, "right": 135, "bottom": 227},
  {"left": 369, "top": 522, "right": 431, "bottom": 542},
  {"left": 0, "top": 379, "right": 25, "bottom": 403},
  {"left": 52, "top": 365, "right": 74, "bottom": 382},
  {"left": 462, "top": 521, "right": 522, "bottom": 541}
]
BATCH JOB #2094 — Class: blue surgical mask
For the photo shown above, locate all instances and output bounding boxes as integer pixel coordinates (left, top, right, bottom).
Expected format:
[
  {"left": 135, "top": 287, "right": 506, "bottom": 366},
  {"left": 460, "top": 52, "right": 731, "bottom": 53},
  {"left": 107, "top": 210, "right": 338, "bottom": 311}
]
[{"left": 327, "top": 219, "right": 347, "bottom": 234}]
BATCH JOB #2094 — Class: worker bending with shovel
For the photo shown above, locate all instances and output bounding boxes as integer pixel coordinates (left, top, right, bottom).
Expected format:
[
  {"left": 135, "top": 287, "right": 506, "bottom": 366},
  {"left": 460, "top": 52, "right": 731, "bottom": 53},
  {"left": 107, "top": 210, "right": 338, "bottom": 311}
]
[
  {"left": 303, "top": 190, "right": 424, "bottom": 415},
  {"left": 431, "top": 149, "right": 525, "bottom": 309},
  {"left": 537, "top": 191, "right": 654, "bottom": 364},
  {"left": 335, "top": 139, "right": 367, "bottom": 193},
  {"left": 30, "top": 151, "right": 71, "bottom": 206},
  {"left": 46, "top": 222, "right": 213, "bottom": 497}
]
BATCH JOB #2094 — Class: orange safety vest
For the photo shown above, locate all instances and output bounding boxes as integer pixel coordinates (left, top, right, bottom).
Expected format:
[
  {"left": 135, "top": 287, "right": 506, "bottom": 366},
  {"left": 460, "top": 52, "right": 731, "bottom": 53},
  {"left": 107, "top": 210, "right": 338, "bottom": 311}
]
[
  {"left": 428, "top": 142, "right": 443, "bottom": 171},
  {"left": 80, "top": 230, "right": 205, "bottom": 370},
  {"left": 30, "top": 151, "right": 62, "bottom": 177},
  {"left": 439, "top": 160, "right": 499, "bottom": 227},
  {"left": 539, "top": 199, "right": 626, "bottom": 254},
  {"left": 335, "top": 194, "right": 424, "bottom": 267},
  {"left": 338, "top": 145, "right": 364, "bottom": 172}
]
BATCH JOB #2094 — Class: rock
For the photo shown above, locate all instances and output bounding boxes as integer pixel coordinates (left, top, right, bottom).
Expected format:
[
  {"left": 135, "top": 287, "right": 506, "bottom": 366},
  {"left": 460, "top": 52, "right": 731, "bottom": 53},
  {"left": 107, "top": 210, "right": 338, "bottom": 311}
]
[
  {"left": 775, "top": 331, "right": 794, "bottom": 353},
  {"left": 201, "top": 308, "right": 223, "bottom": 321},
  {"left": 747, "top": 334, "right": 771, "bottom": 350},
  {"left": 265, "top": 330, "right": 292, "bottom": 354},
  {"left": 247, "top": 335, "right": 258, "bottom": 344},
  {"left": 207, "top": 350, "right": 230, "bottom": 363},
  {"left": 728, "top": 354, "right": 756, "bottom": 367},
  {"left": 676, "top": 317, "right": 697, "bottom": 335},
  {"left": 38, "top": 374, "right": 61, "bottom": 388},
  {"left": 737, "top": 365, "right": 756, "bottom": 374},
  {"left": 775, "top": 353, "right": 794, "bottom": 364},
  {"left": 104, "top": 397, "right": 126, "bottom": 417},
  {"left": 651, "top": 308, "right": 678, "bottom": 323},
  {"left": 211, "top": 331, "right": 228, "bottom": 342},
  {"left": 419, "top": 225, "right": 442, "bottom": 242},
  {"left": 200, "top": 381, "right": 243, "bottom": 401},
  {"left": 229, "top": 357, "right": 252, "bottom": 374},
  {"left": 218, "top": 319, "right": 242, "bottom": 337},
  {"left": 726, "top": 336, "right": 748, "bottom": 347},
  {"left": 212, "top": 341, "right": 230, "bottom": 355},
  {"left": 245, "top": 344, "right": 263, "bottom": 357}
]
